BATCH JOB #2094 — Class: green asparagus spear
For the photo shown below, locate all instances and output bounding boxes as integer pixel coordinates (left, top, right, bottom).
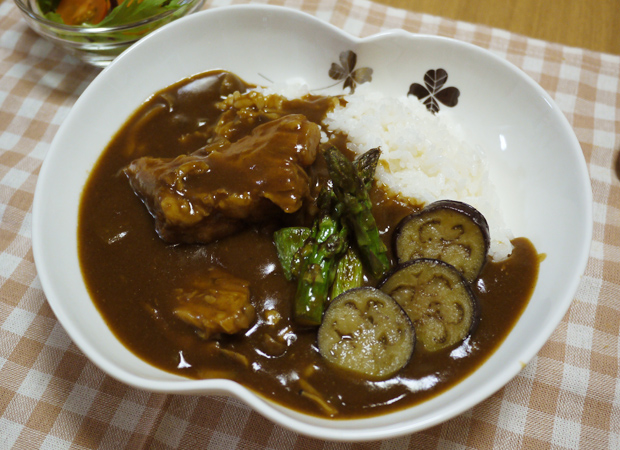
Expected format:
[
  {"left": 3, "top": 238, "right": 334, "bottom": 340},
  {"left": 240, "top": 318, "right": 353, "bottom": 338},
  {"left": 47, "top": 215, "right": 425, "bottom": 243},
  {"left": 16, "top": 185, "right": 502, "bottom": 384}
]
[
  {"left": 354, "top": 147, "right": 381, "bottom": 191},
  {"left": 323, "top": 146, "right": 390, "bottom": 280},
  {"left": 331, "top": 248, "right": 364, "bottom": 299},
  {"left": 273, "top": 227, "right": 311, "bottom": 280},
  {"left": 328, "top": 148, "right": 377, "bottom": 298},
  {"left": 294, "top": 189, "right": 348, "bottom": 326}
]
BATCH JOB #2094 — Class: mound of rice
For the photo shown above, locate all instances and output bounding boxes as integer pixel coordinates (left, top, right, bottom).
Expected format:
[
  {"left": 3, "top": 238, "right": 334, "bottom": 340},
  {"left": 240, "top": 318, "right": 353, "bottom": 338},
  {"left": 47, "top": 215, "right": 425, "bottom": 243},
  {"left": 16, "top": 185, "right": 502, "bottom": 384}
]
[{"left": 323, "top": 85, "right": 513, "bottom": 261}]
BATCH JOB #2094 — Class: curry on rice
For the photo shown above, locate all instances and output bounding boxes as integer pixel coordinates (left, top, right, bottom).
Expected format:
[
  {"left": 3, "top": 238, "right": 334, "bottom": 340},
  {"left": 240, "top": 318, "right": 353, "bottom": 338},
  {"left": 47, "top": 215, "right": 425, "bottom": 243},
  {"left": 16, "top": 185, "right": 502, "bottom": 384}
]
[{"left": 78, "top": 70, "right": 539, "bottom": 418}]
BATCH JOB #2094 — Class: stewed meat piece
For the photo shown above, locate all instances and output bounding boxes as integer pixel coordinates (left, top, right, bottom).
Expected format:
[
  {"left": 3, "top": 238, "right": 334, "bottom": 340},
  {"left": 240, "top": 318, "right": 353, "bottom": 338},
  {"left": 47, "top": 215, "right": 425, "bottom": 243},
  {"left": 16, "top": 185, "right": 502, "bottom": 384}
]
[
  {"left": 124, "top": 114, "right": 321, "bottom": 244},
  {"left": 172, "top": 267, "right": 255, "bottom": 340}
]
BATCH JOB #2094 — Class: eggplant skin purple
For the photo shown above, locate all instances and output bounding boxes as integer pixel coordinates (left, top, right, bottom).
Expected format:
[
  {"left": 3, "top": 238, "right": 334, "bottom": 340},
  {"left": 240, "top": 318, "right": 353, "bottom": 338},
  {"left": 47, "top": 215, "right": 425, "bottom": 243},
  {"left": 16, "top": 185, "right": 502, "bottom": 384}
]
[
  {"left": 317, "top": 287, "right": 415, "bottom": 380},
  {"left": 393, "top": 200, "right": 490, "bottom": 283},
  {"left": 378, "top": 258, "right": 479, "bottom": 353}
]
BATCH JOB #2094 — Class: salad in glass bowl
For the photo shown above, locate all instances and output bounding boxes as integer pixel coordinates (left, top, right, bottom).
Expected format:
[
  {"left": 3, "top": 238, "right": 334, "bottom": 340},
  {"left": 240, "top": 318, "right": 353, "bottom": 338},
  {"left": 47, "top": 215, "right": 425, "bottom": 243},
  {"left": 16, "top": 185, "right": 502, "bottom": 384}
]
[{"left": 14, "top": 0, "right": 204, "bottom": 67}]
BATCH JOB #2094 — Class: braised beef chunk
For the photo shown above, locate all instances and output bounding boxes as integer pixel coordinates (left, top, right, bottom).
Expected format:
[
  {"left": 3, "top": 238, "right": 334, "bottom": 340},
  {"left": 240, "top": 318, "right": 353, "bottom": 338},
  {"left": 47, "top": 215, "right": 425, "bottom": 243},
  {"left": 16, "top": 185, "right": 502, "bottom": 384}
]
[
  {"left": 172, "top": 268, "right": 255, "bottom": 340},
  {"left": 124, "top": 114, "right": 321, "bottom": 244}
]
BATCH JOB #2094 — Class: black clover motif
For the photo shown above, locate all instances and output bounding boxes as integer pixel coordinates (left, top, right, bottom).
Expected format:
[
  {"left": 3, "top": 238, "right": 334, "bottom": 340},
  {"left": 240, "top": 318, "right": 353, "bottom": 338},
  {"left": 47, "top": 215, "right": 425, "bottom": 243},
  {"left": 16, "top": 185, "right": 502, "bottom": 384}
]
[
  {"left": 328, "top": 50, "right": 373, "bottom": 93},
  {"left": 408, "top": 69, "right": 460, "bottom": 113}
]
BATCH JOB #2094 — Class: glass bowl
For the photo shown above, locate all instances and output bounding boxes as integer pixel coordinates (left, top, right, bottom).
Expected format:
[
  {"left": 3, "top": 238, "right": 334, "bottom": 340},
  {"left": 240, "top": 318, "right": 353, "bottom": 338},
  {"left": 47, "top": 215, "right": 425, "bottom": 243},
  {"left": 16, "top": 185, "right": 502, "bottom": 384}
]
[{"left": 13, "top": 0, "right": 205, "bottom": 68}]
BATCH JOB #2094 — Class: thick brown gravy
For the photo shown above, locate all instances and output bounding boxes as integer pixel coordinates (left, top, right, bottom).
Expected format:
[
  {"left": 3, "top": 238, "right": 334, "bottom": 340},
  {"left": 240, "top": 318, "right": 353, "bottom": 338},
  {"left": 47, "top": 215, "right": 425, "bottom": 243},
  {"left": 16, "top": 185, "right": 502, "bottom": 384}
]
[{"left": 78, "top": 71, "right": 539, "bottom": 418}]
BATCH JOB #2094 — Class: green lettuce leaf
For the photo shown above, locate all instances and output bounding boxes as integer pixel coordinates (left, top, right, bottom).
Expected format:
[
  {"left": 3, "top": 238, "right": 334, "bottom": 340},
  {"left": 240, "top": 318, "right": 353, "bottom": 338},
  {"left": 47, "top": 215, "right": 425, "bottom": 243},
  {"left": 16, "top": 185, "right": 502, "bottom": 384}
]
[
  {"left": 38, "top": 0, "right": 61, "bottom": 15},
  {"left": 38, "top": 0, "right": 185, "bottom": 27},
  {"left": 96, "top": 0, "right": 184, "bottom": 27}
]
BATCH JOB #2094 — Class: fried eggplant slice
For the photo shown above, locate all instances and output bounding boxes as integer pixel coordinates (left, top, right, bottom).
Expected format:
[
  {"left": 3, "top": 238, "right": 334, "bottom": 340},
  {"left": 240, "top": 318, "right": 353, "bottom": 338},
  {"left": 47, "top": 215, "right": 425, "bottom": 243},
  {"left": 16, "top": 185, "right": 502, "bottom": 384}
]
[
  {"left": 317, "top": 287, "right": 415, "bottom": 379},
  {"left": 379, "top": 259, "right": 478, "bottom": 352},
  {"left": 393, "top": 200, "right": 490, "bottom": 282}
]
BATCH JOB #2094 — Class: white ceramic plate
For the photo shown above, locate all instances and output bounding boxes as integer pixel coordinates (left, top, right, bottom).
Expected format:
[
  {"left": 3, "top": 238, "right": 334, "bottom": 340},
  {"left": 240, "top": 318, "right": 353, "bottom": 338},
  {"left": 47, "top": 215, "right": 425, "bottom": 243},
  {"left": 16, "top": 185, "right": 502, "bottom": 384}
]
[{"left": 32, "top": 5, "right": 592, "bottom": 441}]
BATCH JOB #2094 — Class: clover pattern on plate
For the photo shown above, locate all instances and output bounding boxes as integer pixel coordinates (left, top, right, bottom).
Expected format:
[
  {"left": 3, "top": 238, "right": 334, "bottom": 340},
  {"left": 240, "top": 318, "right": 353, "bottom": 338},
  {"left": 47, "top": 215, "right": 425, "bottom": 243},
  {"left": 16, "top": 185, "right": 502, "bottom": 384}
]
[
  {"left": 408, "top": 69, "right": 460, "bottom": 113},
  {"left": 328, "top": 50, "right": 373, "bottom": 93}
]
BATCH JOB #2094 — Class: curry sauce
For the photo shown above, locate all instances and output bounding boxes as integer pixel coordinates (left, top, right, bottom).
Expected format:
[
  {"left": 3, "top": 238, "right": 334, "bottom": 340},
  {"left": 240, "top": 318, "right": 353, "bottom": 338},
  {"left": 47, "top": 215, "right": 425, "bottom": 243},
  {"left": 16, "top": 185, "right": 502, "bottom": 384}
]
[{"left": 78, "top": 71, "right": 539, "bottom": 418}]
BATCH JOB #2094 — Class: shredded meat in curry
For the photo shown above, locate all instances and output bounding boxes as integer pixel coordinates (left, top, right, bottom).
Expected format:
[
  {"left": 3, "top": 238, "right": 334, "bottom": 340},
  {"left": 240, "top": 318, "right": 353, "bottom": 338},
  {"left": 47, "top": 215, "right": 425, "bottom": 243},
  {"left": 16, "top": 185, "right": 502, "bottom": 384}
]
[{"left": 172, "top": 268, "right": 255, "bottom": 340}]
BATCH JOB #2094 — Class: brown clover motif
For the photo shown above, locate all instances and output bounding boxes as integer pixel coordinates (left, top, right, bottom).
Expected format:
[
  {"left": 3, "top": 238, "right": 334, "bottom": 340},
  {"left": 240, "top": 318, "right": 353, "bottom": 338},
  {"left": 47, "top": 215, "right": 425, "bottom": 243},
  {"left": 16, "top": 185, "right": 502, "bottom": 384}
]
[
  {"left": 408, "top": 69, "right": 460, "bottom": 113},
  {"left": 329, "top": 50, "right": 373, "bottom": 93}
]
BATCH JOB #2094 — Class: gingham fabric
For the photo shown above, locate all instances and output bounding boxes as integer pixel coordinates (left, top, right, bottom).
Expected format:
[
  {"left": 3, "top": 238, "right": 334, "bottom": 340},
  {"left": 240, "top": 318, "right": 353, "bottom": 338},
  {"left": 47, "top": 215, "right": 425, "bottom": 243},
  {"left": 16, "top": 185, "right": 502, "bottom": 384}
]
[{"left": 1, "top": 0, "right": 619, "bottom": 448}]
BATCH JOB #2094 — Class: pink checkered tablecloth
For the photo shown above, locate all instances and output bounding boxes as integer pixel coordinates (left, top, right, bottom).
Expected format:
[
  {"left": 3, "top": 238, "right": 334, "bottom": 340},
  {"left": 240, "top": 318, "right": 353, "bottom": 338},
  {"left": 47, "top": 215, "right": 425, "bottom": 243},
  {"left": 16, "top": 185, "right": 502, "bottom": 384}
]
[{"left": 1, "top": 0, "right": 619, "bottom": 448}]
